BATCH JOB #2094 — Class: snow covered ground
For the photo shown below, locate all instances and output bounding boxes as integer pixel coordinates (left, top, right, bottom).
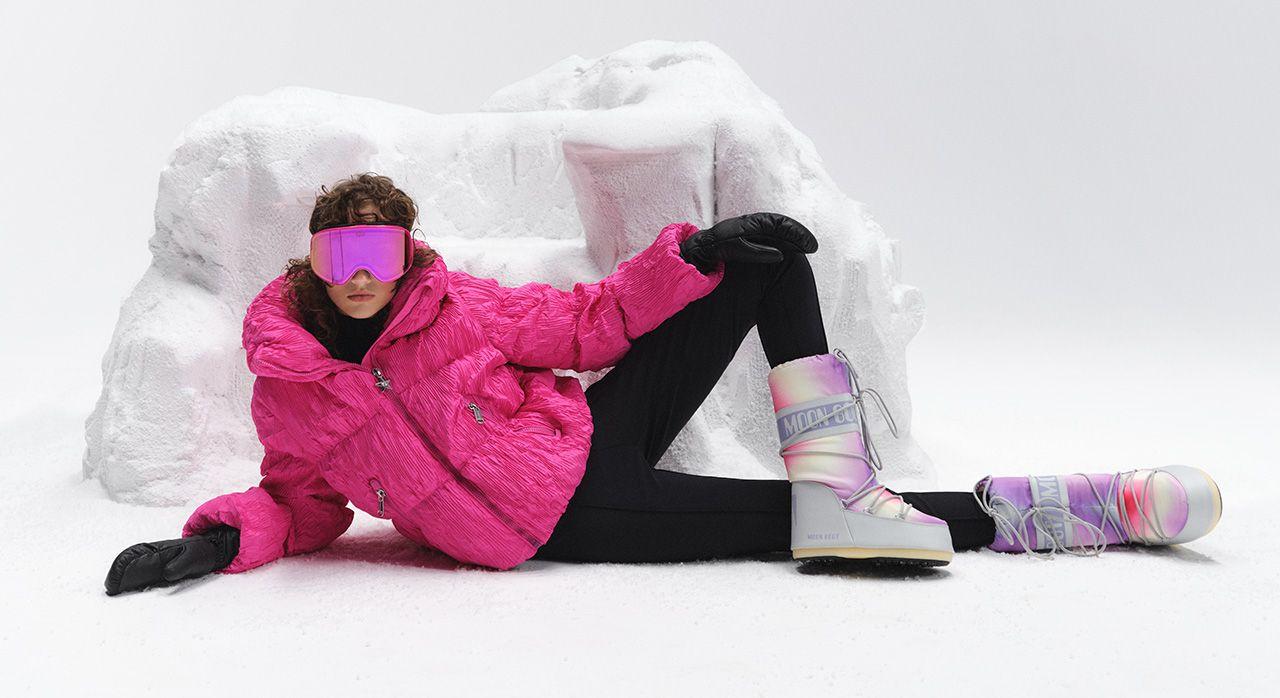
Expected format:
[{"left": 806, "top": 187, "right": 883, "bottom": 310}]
[{"left": 5, "top": 323, "right": 1274, "bottom": 695}]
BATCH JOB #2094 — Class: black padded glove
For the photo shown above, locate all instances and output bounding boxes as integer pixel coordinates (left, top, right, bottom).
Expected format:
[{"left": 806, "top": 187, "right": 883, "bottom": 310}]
[
  {"left": 104, "top": 525, "right": 240, "bottom": 596},
  {"left": 678, "top": 212, "right": 819, "bottom": 274}
]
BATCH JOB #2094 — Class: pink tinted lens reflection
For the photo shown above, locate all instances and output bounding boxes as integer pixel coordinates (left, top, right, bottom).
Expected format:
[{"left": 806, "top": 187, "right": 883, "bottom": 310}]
[{"left": 310, "top": 225, "right": 409, "bottom": 284}]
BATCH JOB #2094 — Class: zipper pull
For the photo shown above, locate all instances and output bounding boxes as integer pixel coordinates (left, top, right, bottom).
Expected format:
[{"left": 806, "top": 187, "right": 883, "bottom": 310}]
[
  {"left": 468, "top": 402, "right": 484, "bottom": 423},
  {"left": 372, "top": 367, "right": 391, "bottom": 391},
  {"left": 369, "top": 478, "right": 388, "bottom": 517}
]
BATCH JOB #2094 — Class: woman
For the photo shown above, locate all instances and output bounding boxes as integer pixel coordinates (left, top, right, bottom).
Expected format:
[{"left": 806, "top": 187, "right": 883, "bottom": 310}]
[{"left": 104, "top": 173, "right": 1223, "bottom": 595}]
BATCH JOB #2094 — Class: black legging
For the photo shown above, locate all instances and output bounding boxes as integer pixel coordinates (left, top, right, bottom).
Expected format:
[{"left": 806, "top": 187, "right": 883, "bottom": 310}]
[{"left": 532, "top": 251, "right": 995, "bottom": 563}]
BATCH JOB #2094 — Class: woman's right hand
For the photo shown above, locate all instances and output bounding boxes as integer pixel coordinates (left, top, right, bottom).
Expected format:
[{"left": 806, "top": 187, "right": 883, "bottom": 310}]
[{"left": 104, "top": 525, "right": 240, "bottom": 596}]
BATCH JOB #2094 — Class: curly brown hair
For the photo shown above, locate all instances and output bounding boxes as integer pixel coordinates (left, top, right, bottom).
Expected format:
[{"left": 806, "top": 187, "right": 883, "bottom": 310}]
[{"left": 282, "top": 173, "right": 439, "bottom": 358}]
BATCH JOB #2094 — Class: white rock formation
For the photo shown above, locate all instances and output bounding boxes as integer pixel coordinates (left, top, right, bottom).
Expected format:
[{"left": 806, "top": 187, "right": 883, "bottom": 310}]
[{"left": 84, "top": 39, "right": 930, "bottom": 507}]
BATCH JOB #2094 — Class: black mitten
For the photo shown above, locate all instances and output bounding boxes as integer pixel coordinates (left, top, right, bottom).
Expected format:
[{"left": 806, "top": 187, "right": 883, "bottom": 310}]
[
  {"left": 104, "top": 525, "right": 240, "bottom": 596},
  {"left": 679, "top": 212, "right": 819, "bottom": 274}
]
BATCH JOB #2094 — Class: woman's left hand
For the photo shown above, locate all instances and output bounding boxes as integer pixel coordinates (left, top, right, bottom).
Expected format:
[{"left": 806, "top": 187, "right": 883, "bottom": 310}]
[{"left": 679, "top": 212, "right": 819, "bottom": 273}]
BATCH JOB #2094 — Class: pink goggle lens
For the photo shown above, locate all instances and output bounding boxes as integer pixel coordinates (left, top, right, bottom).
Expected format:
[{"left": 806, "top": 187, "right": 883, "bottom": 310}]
[{"left": 310, "top": 224, "right": 411, "bottom": 285}]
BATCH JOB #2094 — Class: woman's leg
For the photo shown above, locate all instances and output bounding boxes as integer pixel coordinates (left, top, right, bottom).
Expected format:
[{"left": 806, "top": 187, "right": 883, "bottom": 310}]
[
  {"left": 532, "top": 252, "right": 993, "bottom": 563},
  {"left": 535, "top": 252, "right": 821, "bottom": 562},
  {"left": 899, "top": 492, "right": 996, "bottom": 551}
]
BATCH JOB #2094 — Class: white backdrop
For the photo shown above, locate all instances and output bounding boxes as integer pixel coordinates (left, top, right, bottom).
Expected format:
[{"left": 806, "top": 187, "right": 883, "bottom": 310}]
[{"left": 2, "top": 0, "right": 1276, "bottom": 424}]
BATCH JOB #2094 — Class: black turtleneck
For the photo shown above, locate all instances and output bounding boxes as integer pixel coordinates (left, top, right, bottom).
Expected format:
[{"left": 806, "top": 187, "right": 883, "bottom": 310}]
[{"left": 331, "top": 304, "right": 391, "bottom": 364}]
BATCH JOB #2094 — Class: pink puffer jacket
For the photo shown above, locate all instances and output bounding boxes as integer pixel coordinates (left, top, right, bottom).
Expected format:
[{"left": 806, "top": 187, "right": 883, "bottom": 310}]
[{"left": 182, "top": 222, "right": 723, "bottom": 571}]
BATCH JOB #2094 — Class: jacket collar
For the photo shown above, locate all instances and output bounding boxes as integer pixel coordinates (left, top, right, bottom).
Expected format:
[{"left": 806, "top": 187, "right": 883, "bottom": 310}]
[{"left": 243, "top": 241, "right": 449, "bottom": 381}]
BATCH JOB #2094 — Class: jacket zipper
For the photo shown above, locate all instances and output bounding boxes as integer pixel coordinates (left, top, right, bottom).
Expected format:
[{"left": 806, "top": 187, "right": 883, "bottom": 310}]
[
  {"left": 512, "top": 420, "right": 558, "bottom": 435},
  {"left": 369, "top": 477, "right": 388, "bottom": 517},
  {"left": 370, "top": 366, "right": 541, "bottom": 548}
]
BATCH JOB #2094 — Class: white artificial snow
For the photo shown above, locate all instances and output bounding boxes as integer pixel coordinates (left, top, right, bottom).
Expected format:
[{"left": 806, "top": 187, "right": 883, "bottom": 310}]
[
  {"left": 5, "top": 327, "right": 1275, "bottom": 695},
  {"left": 83, "top": 40, "right": 930, "bottom": 506}
]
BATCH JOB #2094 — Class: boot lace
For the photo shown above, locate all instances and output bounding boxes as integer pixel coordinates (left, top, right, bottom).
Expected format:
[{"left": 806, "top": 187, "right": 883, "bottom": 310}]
[
  {"left": 777, "top": 348, "right": 908, "bottom": 518},
  {"left": 973, "top": 469, "right": 1172, "bottom": 558}
]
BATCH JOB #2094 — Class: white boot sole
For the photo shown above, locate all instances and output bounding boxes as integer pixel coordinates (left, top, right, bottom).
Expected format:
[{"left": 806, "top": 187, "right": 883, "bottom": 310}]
[{"left": 791, "top": 481, "right": 954, "bottom": 565}]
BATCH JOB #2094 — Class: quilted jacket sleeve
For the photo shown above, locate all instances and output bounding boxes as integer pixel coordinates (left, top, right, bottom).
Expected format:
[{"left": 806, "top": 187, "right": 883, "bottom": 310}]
[
  {"left": 446, "top": 221, "right": 724, "bottom": 372},
  {"left": 180, "top": 401, "right": 355, "bottom": 574}
]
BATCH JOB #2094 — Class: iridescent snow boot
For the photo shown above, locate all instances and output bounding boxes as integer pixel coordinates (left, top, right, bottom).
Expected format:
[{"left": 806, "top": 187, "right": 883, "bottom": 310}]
[
  {"left": 973, "top": 465, "right": 1223, "bottom": 557},
  {"left": 768, "top": 349, "right": 954, "bottom": 567}
]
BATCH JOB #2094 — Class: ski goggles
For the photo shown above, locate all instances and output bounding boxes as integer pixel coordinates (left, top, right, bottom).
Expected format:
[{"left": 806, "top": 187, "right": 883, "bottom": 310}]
[{"left": 309, "top": 223, "right": 413, "bottom": 285}]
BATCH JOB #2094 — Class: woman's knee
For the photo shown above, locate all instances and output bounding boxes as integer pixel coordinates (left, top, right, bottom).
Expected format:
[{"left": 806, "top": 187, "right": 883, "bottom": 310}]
[{"left": 762, "top": 250, "right": 818, "bottom": 297}]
